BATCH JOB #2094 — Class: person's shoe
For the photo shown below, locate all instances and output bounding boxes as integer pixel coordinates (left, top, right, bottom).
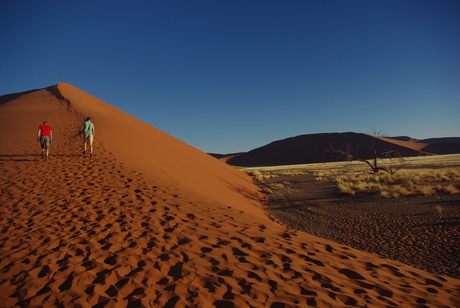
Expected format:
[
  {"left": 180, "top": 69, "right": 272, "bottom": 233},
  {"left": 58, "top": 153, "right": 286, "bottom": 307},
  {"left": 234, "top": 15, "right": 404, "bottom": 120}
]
[
  {"left": 90, "top": 153, "right": 93, "bottom": 158},
  {"left": 83, "top": 151, "right": 86, "bottom": 156}
]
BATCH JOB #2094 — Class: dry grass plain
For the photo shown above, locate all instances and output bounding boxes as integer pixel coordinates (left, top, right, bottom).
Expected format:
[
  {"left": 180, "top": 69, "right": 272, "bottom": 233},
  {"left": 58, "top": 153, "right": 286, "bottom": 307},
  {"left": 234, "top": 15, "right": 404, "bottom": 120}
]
[{"left": 242, "top": 154, "right": 460, "bottom": 279}]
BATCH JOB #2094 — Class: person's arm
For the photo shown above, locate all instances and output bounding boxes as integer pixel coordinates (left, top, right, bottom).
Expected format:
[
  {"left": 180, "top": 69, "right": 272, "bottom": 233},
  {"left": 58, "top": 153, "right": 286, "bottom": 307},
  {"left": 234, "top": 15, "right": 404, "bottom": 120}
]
[
  {"left": 49, "top": 129, "right": 53, "bottom": 143},
  {"left": 37, "top": 128, "right": 41, "bottom": 141}
]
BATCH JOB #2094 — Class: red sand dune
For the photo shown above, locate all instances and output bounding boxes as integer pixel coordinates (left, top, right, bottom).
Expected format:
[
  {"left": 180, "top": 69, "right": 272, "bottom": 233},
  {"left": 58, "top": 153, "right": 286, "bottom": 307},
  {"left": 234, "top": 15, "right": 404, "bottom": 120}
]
[
  {"left": 1, "top": 83, "right": 459, "bottom": 307},
  {"left": 378, "top": 137, "right": 429, "bottom": 152},
  {"left": 375, "top": 136, "right": 460, "bottom": 155}
]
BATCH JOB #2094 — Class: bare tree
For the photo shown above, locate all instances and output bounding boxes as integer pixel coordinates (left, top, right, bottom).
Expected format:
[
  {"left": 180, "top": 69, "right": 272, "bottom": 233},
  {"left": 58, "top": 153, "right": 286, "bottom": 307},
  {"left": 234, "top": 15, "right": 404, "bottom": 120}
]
[{"left": 331, "top": 132, "right": 407, "bottom": 175}]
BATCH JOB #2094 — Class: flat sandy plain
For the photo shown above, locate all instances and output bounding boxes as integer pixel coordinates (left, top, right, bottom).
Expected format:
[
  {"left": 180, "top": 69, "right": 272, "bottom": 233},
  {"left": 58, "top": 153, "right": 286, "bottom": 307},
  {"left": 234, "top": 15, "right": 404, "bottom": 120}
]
[{"left": 243, "top": 154, "right": 460, "bottom": 280}]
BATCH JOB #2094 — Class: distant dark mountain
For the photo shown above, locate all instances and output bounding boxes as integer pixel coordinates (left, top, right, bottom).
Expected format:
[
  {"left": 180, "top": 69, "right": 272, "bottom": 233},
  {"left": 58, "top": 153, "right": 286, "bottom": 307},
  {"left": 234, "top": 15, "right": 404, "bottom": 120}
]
[
  {"left": 417, "top": 138, "right": 460, "bottom": 155},
  {"left": 414, "top": 138, "right": 460, "bottom": 155},
  {"left": 225, "top": 132, "right": 428, "bottom": 167},
  {"left": 387, "top": 136, "right": 414, "bottom": 142},
  {"left": 418, "top": 137, "right": 460, "bottom": 144}
]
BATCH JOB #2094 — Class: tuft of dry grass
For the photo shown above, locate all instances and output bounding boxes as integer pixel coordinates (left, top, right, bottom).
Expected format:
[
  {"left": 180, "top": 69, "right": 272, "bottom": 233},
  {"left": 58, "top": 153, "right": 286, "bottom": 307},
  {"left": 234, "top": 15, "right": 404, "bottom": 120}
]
[
  {"left": 434, "top": 205, "right": 443, "bottom": 215},
  {"left": 379, "top": 190, "right": 390, "bottom": 198},
  {"left": 443, "top": 184, "right": 456, "bottom": 194},
  {"left": 262, "top": 187, "right": 273, "bottom": 194},
  {"left": 420, "top": 185, "right": 433, "bottom": 196},
  {"left": 338, "top": 182, "right": 356, "bottom": 196},
  {"left": 353, "top": 180, "right": 368, "bottom": 191},
  {"left": 246, "top": 170, "right": 263, "bottom": 182},
  {"left": 396, "top": 174, "right": 419, "bottom": 188},
  {"left": 390, "top": 191, "right": 401, "bottom": 198},
  {"left": 277, "top": 170, "right": 308, "bottom": 176},
  {"left": 394, "top": 185, "right": 407, "bottom": 196},
  {"left": 267, "top": 183, "right": 282, "bottom": 190},
  {"left": 379, "top": 173, "right": 393, "bottom": 184},
  {"left": 245, "top": 170, "right": 278, "bottom": 182},
  {"left": 265, "top": 182, "right": 291, "bottom": 190}
]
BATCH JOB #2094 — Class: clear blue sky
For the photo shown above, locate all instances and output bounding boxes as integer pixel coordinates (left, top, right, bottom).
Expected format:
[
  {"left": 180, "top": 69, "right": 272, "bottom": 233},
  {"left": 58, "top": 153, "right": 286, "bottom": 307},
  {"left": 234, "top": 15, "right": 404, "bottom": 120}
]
[{"left": 2, "top": 1, "right": 459, "bottom": 153}]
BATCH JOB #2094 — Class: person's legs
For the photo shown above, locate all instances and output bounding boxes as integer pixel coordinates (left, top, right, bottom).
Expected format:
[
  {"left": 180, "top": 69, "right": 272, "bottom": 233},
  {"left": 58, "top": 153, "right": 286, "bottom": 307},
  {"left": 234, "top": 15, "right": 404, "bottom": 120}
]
[
  {"left": 82, "top": 135, "right": 88, "bottom": 154},
  {"left": 88, "top": 135, "right": 94, "bottom": 155},
  {"left": 40, "top": 137, "right": 50, "bottom": 159},
  {"left": 40, "top": 138, "right": 44, "bottom": 157}
]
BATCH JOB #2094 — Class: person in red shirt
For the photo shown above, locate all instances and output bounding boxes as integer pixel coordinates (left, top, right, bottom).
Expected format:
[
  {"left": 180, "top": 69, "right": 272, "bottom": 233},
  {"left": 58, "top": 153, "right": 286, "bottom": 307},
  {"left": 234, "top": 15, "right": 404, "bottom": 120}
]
[{"left": 37, "top": 121, "right": 52, "bottom": 160}]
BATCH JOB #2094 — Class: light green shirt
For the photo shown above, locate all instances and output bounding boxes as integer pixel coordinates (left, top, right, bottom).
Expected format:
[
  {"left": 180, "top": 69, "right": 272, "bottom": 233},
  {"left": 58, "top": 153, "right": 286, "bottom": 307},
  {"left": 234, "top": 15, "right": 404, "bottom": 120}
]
[{"left": 82, "top": 121, "right": 95, "bottom": 135}]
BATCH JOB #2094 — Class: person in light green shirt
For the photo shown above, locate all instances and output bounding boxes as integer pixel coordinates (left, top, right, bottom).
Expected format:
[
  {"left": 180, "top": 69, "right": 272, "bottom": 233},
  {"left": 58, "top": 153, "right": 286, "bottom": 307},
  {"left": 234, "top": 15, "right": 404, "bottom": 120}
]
[{"left": 81, "top": 117, "right": 95, "bottom": 157}]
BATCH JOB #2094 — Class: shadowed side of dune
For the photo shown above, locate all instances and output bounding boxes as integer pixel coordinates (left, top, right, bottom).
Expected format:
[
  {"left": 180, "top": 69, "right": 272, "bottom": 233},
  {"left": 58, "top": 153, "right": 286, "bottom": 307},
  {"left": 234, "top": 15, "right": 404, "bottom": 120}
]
[
  {"left": 227, "top": 132, "right": 427, "bottom": 167},
  {"left": 0, "top": 87, "right": 81, "bottom": 158}
]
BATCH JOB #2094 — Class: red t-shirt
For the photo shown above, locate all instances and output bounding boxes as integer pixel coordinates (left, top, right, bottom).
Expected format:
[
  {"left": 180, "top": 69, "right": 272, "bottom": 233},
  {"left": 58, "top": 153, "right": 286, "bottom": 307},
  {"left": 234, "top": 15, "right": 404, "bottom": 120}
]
[{"left": 38, "top": 124, "right": 52, "bottom": 137}]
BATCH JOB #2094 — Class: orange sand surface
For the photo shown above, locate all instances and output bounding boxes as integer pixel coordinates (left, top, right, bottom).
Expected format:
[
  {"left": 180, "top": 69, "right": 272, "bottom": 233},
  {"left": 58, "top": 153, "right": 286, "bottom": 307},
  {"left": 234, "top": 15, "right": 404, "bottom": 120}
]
[
  {"left": 1, "top": 83, "right": 459, "bottom": 307},
  {"left": 378, "top": 137, "right": 430, "bottom": 152}
]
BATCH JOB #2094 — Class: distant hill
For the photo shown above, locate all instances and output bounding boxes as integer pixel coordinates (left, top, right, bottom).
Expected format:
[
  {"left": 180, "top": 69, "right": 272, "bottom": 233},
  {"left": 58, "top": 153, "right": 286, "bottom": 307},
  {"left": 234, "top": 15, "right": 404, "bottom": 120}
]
[
  {"left": 221, "top": 132, "right": 460, "bottom": 167},
  {"left": 418, "top": 138, "right": 460, "bottom": 155},
  {"left": 386, "top": 136, "right": 415, "bottom": 142},
  {"left": 418, "top": 137, "right": 460, "bottom": 143},
  {"left": 394, "top": 137, "right": 460, "bottom": 155}
]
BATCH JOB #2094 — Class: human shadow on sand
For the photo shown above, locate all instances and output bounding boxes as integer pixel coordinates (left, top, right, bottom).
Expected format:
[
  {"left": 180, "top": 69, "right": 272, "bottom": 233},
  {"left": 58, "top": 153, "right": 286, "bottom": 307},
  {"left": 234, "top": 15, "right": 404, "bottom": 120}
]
[
  {"left": 0, "top": 153, "right": 85, "bottom": 161},
  {"left": 0, "top": 154, "right": 38, "bottom": 162}
]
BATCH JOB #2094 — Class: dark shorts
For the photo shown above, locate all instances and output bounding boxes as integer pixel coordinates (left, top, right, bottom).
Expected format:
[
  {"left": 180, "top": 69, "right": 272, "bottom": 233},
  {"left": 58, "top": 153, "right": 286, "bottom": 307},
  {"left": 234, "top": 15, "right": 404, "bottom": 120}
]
[{"left": 40, "top": 136, "right": 50, "bottom": 149}]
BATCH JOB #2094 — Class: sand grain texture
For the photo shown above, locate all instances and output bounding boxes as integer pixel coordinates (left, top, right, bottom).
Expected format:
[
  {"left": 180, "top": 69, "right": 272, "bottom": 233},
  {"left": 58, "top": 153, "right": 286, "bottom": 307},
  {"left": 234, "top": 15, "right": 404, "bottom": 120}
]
[{"left": 1, "top": 84, "right": 459, "bottom": 307}]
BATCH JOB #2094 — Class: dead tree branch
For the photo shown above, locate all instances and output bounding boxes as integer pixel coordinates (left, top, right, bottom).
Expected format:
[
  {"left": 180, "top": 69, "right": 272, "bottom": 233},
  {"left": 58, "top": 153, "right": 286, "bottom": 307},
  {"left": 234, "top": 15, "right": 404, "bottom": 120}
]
[{"left": 330, "top": 133, "right": 408, "bottom": 175}]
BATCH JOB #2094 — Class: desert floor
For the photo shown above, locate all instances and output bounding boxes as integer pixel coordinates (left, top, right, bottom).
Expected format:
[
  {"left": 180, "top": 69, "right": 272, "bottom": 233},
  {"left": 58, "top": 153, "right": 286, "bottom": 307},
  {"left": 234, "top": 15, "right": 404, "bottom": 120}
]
[{"left": 246, "top": 155, "right": 460, "bottom": 280}]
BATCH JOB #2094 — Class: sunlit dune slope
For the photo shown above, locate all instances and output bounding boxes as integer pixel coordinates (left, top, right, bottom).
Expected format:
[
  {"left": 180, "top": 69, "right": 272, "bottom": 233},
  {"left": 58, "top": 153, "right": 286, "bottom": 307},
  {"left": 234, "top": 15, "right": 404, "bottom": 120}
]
[
  {"left": 0, "top": 83, "right": 266, "bottom": 218},
  {"left": 379, "top": 137, "right": 429, "bottom": 152}
]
